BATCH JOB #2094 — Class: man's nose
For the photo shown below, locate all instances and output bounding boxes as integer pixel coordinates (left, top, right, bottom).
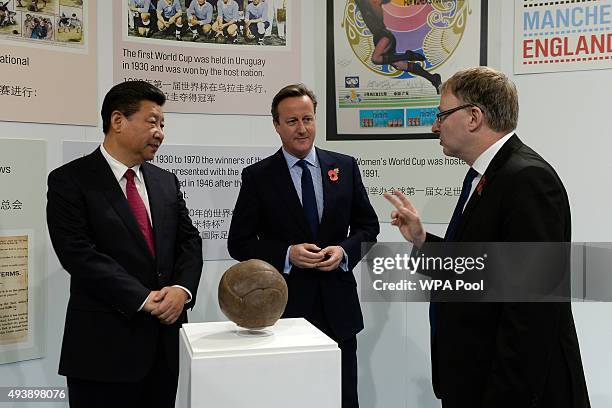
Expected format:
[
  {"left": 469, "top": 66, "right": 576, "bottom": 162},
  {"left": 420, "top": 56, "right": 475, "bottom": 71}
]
[
  {"left": 297, "top": 121, "right": 307, "bottom": 133},
  {"left": 431, "top": 119, "right": 440, "bottom": 134}
]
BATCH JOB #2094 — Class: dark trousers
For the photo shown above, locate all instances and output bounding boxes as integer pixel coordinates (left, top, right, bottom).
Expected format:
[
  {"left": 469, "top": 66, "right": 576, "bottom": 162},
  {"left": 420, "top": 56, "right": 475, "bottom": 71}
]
[
  {"left": 67, "top": 343, "right": 177, "bottom": 408},
  {"left": 310, "top": 295, "right": 359, "bottom": 408},
  {"left": 338, "top": 335, "right": 359, "bottom": 408}
]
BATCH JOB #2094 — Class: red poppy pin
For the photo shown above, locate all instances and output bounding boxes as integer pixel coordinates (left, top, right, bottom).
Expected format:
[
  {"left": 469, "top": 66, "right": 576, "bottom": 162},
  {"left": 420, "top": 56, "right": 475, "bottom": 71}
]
[
  {"left": 476, "top": 175, "right": 487, "bottom": 195},
  {"left": 328, "top": 168, "right": 340, "bottom": 182}
]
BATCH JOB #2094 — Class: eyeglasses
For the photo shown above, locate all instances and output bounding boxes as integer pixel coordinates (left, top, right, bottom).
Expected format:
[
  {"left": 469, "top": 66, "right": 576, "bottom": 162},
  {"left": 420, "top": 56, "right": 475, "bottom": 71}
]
[{"left": 436, "top": 104, "right": 477, "bottom": 123}]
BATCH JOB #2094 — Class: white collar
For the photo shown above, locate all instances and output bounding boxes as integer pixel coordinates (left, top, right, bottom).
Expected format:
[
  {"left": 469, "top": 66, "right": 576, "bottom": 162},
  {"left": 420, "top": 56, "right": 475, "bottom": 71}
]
[
  {"left": 282, "top": 147, "right": 319, "bottom": 169},
  {"left": 471, "top": 131, "right": 514, "bottom": 176},
  {"left": 100, "top": 143, "right": 143, "bottom": 182}
]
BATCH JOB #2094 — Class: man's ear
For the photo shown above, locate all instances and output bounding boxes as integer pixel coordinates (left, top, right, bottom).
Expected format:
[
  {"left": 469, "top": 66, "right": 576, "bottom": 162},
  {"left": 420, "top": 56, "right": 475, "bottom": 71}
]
[
  {"left": 110, "top": 110, "right": 124, "bottom": 133},
  {"left": 467, "top": 106, "right": 485, "bottom": 132}
]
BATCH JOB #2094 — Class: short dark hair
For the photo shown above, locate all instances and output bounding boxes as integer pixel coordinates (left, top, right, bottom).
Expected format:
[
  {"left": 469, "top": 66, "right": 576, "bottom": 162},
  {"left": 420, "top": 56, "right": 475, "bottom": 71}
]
[
  {"left": 271, "top": 83, "right": 317, "bottom": 124},
  {"left": 101, "top": 81, "right": 166, "bottom": 134}
]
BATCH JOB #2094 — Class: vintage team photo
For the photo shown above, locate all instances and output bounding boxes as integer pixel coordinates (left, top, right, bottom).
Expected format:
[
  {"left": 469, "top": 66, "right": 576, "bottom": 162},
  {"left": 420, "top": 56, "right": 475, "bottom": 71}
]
[{"left": 127, "top": 0, "right": 288, "bottom": 46}]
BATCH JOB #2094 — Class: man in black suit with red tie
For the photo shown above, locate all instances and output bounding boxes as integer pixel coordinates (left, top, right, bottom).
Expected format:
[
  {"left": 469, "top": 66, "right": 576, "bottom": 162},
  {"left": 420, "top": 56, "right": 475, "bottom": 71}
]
[
  {"left": 227, "top": 84, "right": 379, "bottom": 408},
  {"left": 47, "top": 81, "right": 203, "bottom": 408},
  {"left": 385, "top": 67, "right": 590, "bottom": 408}
]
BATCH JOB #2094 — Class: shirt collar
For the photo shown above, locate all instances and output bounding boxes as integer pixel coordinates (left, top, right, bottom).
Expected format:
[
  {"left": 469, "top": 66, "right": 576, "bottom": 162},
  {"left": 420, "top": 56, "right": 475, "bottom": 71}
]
[
  {"left": 471, "top": 131, "right": 514, "bottom": 176},
  {"left": 100, "top": 143, "right": 143, "bottom": 182},
  {"left": 282, "top": 147, "right": 319, "bottom": 169}
]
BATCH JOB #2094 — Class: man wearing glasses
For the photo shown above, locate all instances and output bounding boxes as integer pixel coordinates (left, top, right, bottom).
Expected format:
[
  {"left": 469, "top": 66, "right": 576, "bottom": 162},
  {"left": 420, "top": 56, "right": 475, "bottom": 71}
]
[{"left": 384, "top": 67, "right": 589, "bottom": 408}]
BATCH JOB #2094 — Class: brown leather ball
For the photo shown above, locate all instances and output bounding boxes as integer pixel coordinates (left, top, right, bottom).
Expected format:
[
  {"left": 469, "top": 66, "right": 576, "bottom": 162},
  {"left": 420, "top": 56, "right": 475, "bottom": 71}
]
[{"left": 218, "top": 259, "right": 288, "bottom": 329}]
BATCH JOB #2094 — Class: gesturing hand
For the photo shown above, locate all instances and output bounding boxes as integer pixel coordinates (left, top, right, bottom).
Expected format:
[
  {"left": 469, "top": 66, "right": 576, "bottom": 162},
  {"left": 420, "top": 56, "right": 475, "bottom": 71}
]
[{"left": 383, "top": 190, "right": 426, "bottom": 249}]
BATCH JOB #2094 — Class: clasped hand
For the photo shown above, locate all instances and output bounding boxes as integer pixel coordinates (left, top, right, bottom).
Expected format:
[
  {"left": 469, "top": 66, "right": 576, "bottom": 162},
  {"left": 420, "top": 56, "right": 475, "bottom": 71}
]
[
  {"left": 289, "top": 243, "right": 344, "bottom": 271},
  {"left": 143, "top": 286, "right": 189, "bottom": 325}
]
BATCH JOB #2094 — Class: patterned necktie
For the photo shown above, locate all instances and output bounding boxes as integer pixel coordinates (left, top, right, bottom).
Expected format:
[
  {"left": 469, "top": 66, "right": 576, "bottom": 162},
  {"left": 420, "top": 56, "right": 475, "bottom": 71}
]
[
  {"left": 444, "top": 167, "right": 479, "bottom": 241},
  {"left": 431, "top": 167, "right": 478, "bottom": 337},
  {"left": 297, "top": 160, "right": 319, "bottom": 239},
  {"left": 124, "top": 169, "right": 156, "bottom": 257}
]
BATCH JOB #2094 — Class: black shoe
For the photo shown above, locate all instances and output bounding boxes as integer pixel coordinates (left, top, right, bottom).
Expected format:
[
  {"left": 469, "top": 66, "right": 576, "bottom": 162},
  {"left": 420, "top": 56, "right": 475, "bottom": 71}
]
[
  {"left": 432, "top": 73, "right": 442, "bottom": 94},
  {"left": 175, "top": 34, "right": 182, "bottom": 41},
  {"left": 405, "top": 50, "right": 426, "bottom": 62}
]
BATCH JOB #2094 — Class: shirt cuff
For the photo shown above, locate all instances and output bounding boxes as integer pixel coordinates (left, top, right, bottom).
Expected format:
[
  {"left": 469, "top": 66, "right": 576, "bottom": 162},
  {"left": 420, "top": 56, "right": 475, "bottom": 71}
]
[
  {"left": 339, "top": 248, "right": 349, "bottom": 272},
  {"left": 138, "top": 293, "right": 150, "bottom": 312},
  {"left": 283, "top": 246, "right": 292, "bottom": 274}
]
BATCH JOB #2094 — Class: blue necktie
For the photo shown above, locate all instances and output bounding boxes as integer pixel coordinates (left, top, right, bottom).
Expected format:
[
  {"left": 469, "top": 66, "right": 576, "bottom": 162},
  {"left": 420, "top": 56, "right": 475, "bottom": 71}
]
[
  {"left": 444, "top": 167, "right": 479, "bottom": 241},
  {"left": 297, "top": 160, "right": 319, "bottom": 239},
  {"left": 430, "top": 167, "right": 478, "bottom": 337}
]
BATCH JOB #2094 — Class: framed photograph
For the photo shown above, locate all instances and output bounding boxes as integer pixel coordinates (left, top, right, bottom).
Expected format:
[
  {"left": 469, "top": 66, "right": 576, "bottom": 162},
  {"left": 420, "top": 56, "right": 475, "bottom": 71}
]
[
  {"left": 326, "top": 0, "right": 488, "bottom": 140},
  {"left": 114, "top": 0, "right": 301, "bottom": 115}
]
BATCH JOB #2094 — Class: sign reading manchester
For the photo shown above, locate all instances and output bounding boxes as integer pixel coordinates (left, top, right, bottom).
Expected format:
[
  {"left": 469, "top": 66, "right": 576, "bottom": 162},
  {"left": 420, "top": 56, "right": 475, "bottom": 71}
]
[{"left": 515, "top": 0, "right": 612, "bottom": 74}]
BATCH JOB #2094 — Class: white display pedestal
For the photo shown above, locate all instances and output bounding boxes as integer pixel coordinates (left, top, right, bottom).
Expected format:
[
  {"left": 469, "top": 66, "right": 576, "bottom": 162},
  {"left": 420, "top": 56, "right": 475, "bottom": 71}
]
[{"left": 177, "top": 318, "right": 341, "bottom": 408}]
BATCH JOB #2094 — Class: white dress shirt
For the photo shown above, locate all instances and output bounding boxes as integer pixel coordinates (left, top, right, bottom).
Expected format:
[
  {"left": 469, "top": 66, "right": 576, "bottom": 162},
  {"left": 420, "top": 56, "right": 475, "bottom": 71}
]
[
  {"left": 100, "top": 144, "right": 192, "bottom": 310},
  {"left": 281, "top": 147, "right": 348, "bottom": 273},
  {"left": 464, "top": 131, "right": 515, "bottom": 212}
]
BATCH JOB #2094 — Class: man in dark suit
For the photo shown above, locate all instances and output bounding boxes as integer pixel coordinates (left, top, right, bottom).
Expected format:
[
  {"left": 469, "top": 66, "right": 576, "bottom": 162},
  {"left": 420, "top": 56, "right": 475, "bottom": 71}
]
[
  {"left": 227, "top": 83, "right": 379, "bottom": 408},
  {"left": 47, "top": 81, "right": 203, "bottom": 408},
  {"left": 385, "top": 67, "right": 590, "bottom": 408}
]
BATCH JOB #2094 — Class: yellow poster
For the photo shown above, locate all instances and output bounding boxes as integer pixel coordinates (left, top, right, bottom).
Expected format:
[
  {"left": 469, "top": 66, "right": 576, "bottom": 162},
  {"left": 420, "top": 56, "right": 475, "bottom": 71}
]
[
  {"left": 0, "top": 235, "right": 28, "bottom": 345},
  {"left": 0, "top": 139, "right": 45, "bottom": 363}
]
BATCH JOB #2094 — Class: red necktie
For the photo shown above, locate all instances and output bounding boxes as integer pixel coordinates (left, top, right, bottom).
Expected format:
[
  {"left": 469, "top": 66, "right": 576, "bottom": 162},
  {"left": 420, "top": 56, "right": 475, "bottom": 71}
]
[{"left": 124, "top": 169, "right": 156, "bottom": 257}]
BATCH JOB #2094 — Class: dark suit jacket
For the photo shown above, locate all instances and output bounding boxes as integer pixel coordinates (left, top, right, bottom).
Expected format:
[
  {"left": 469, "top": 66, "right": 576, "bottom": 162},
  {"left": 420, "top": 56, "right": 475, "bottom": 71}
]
[
  {"left": 427, "top": 135, "right": 589, "bottom": 408},
  {"left": 227, "top": 147, "right": 379, "bottom": 341},
  {"left": 47, "top": 148, "right": 203, "bottom": 383}
]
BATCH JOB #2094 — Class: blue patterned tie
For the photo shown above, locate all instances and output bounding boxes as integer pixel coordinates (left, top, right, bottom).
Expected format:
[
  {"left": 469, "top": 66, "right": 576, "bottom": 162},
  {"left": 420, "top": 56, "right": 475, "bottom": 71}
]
[
  {"left": 431, "top": 167, "right": 478, "bottom": 337},
  {"left": 444, "top": 167, "right": 479, "bottom": 241},
  {"left": 297, "top": 160, "right": 319, "bottom": 239}
]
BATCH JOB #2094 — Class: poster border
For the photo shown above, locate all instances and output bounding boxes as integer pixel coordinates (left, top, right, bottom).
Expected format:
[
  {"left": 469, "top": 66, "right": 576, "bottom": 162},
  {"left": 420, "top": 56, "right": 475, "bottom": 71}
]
[{"left": 326, "top": 0, "right": 489, "bottom": 141}]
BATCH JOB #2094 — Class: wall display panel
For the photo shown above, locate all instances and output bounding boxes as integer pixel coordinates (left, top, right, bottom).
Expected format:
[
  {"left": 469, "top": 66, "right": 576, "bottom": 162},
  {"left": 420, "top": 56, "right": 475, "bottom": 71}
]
[
  {"left": 327, "top": 0, "right": 488, "bottom": 140},
  {"left": 0, "top": 139, "right": 46, "bottom": 364},
  {"left": 113, "top": 0, "right": 301, "bottom": 115},
  {"left": 514, "top": 0, "right": 612, "bottom": 74},
  {"left": 0, "top": 0, "right": 97, "bottom": 125},
  {"left": 316, "top": 141, "right": 467, "bottom": 224},
  {"left": 64, "top": 141, "right": 276, "bottom": 260}
]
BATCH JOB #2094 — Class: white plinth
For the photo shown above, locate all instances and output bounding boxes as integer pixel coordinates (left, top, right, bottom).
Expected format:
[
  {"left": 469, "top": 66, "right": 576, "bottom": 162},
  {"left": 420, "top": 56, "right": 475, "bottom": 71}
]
[{"left": 177, "top": 318, "right": 341, "bottom": 408}]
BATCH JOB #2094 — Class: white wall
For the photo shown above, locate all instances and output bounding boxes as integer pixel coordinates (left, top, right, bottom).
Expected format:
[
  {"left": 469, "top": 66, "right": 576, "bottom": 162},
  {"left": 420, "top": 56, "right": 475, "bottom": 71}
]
[
  {"left": 1, "top": 1, "right": 611, "bottom": 407},
  {"left": 497, "top": 1, "right": 612, "bottom": 406}
]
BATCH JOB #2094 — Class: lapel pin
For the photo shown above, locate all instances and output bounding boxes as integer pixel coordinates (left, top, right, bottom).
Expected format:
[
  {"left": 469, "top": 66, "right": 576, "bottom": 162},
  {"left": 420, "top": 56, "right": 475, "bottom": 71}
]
[
  {"left": 476, "top": 175, "right": 487, "bottom": 196},
  {"left": 328, "top": 168, "right": 340, "bottom": 182}
]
